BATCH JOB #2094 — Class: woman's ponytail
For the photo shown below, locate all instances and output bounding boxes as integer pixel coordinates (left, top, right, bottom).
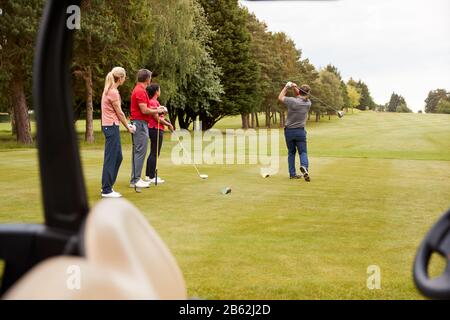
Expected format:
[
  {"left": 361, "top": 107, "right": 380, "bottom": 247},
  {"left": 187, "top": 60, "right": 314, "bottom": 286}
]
[
  {"left": 103, "top": 72, "right": 114, "bottom": 96},
  {"left": 103, "top": 67, "right": 126, "bottom": 96}
]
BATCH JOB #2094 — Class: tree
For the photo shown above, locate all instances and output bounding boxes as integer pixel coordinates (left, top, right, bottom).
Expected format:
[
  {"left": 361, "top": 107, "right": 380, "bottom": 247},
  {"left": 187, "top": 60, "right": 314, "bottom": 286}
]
[
  {"left": 375, "top": 104, "right": 386, "bottom": 112},
  {"left": 73, "top": 0, "right": 153, "bottom": 143},
  {"left": 358, "top": 81, "right": 375, "bottom": 110},
  {"left": 325, "top": 64, "right": 350, "bottom": 111},
  {"left": 0, "top": 0, "right": 44, "bottom": 144},
  {"left": 199, "top": 0, "right": 259, "bottom": 130},
  {"left": 145, "top": 0, "right": 224, "bottom": 130},
  {"left": 424, "top": 89, "right": 449, "bottom": 113},
  {"left": 270, "top": 32, "right": 311, "bottom": 127},
  {"left": 395, "top": 103, "right": 412, "bottom": 113},
  {"left": 246, "top": 18, "right": 317, "bottom": 128},
  {"left": 346, "top": 84, "right": 360, "bottom": 113},
  {"left": 347, "top": 78, "right": 376, "bottom": 110},
  {"left": 436, "top": 99, "right": 450, "bottom": 114},
  {"left": 146, "top": 0, "right": 224, "bottom": 130},
  {"left": 172, "top": 51, "right": 224, "bottom": 129},
  {"left": 146, "top": 0, "right": 200, "bottom": 104},
  {"left": 311, "top": 70, "right": 344, "bottom": 121},
  {"left": 246, "top": 11, "right": 273, "bottom": 128},
  {"left": 387, "top": 92, "right": 407, "bottom": 112}
]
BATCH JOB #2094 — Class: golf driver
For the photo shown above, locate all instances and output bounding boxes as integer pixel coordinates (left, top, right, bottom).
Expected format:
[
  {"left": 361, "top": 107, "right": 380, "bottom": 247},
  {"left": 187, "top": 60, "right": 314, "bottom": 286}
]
[
  {"left": 155, "top": 106, "right": 171, "bottom": 186},
  {"left": 289, "top": 83, "right": 345, "bottom": 118},
  {"left": 155, "top": 117, "right": 160, "bottom": 186},
  {"left": 172, "top": 130, "right": 208, "bottom": 180}
]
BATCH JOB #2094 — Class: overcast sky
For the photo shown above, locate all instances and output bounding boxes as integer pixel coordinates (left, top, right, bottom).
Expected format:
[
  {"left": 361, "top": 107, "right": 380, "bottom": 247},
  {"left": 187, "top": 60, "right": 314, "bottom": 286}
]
[{"left": 240, "top": 0, "right": 450, "bottom": 112}]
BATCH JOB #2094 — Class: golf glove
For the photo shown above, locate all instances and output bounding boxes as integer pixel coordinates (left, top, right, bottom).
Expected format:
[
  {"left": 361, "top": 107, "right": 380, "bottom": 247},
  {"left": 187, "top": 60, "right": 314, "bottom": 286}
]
[
  {"left": 128, "top": 124, "right": 136, "bottom": 133},
  {"left": 285, "top": 81, "right": 293, "bottom": 88}
]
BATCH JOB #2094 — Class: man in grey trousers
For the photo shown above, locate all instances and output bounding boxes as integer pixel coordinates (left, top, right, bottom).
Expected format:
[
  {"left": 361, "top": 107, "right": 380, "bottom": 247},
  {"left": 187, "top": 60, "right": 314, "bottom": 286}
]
[{"left": 129, "top": 69, "right": 165, "bottom": 188}]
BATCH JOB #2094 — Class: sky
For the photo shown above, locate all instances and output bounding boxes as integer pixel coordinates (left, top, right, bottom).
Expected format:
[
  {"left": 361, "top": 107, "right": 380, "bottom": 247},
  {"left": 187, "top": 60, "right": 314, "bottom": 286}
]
[{"left": 240, "top": 0, "right": 450, "bottom": 112}]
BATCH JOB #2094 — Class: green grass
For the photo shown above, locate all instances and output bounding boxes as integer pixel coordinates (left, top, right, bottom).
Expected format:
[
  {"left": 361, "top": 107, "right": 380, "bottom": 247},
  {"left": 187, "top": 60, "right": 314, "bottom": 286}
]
[{"left": 0, "top": 111, "right": 449, "bottom": 299}]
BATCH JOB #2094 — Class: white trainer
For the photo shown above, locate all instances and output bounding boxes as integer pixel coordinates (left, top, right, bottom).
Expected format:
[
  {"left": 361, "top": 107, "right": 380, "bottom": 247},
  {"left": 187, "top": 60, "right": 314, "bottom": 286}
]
[
  {"left": 130, "top": 179, "right": 150, "bottom": 188},
  {"left": 144, "top": 176, "right": 151, "bottom": 182},
  {"left": 111, "top": 190, "right": 122, "bottom": 197},
  {"left": 150, "top": 177, "right": 165, "bottom": 184},
  {"left": 101, "top": 191, "right": 122, "bottom": 198}
]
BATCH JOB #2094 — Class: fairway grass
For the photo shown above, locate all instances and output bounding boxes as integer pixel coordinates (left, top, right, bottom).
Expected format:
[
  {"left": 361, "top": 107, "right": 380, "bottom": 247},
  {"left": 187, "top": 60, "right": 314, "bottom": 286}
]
[{"left": 0, "top": 111, "right": 449, "bottom": 299}]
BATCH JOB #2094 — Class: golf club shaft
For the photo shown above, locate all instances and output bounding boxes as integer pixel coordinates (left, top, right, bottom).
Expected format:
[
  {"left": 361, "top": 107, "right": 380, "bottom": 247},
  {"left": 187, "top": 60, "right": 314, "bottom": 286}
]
[
  {"left": 292, "top": 85, "right": 341, "bottom": 113},
  {"left": 155, "top": 117, "right": 160, "bottom": 186},
  {"left": 131, "top": 124, "right": 138, "bottom": 192},
  {"left": 172, "top": 130, "right": 203, "bottom": 177},
  {"left": 295, "top": 86, "right": 340, "bottom": 112}
]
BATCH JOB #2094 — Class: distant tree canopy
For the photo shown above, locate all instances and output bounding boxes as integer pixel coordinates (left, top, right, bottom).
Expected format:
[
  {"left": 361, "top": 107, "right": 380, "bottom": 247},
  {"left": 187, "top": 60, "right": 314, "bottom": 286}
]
[
  {"left": 311, "top": 69, "right": 344, "bottom": 121},
  {"left": 347, "top": 78, "right": 376, "bottom": 111},
  {"left": 425, "top": 89, "right": 450, "bottom": 114},
  {"left": 1, "top": 0, "right": 391, "bottom": 144},
  {"left": 325, "top": 64, "right": 350, "bottom": 111},
  {"left": 387, "top": 92, "right": 412, "bottom": 113},
  {"left": 346, "top": 84, "right": 361, "bottom": 112},
  {"left": 436, "top": 98, "right": 450, "bottom": 114}
]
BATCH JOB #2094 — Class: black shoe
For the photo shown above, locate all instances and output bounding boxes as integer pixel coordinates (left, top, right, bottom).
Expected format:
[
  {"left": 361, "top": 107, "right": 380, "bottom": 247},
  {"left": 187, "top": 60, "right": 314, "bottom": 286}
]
[
  {"left": 300, "top": 166, "right": 310, "bottom": 182},
  {"left": 290, "top": 174, "right": 302, "bottom": 179}
]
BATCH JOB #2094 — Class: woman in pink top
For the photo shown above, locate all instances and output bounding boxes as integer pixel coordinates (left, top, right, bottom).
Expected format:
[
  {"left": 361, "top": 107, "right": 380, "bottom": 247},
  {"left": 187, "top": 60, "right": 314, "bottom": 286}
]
[{"left": 101, "top": 67, "right": 135, "bottom": 198}]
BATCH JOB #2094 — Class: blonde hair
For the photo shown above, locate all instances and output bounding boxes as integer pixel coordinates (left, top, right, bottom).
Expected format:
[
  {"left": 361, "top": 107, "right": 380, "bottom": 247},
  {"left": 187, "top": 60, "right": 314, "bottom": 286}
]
[{"left": 103, "top": 67, "right": 126, "bottom": 96}]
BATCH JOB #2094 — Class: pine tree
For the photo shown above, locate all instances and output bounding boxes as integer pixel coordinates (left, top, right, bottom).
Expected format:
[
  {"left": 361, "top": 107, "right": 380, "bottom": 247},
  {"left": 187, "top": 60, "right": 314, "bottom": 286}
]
[{"left": 387, "top": 92, "right": 410, "bottom": 113}]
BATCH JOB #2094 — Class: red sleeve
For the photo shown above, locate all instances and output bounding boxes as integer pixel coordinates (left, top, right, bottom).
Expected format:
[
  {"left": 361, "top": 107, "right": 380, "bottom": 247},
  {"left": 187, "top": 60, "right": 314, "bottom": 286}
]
[
  {"left": 135, "top": 90, "right": 148, "bottom": 105},
  {"left": 148, "top": 99, "right": 159, "bottom": 109}
]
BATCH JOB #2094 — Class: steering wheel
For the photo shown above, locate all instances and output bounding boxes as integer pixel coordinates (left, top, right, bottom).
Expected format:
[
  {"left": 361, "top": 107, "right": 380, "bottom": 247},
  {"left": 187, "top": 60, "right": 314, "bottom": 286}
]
[{"left": 413, "top": 207, "right": 450, "bottom": 299}]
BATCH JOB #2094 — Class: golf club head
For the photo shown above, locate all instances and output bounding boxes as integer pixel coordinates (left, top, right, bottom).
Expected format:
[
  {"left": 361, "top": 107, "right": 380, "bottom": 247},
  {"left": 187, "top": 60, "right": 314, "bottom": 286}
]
[
  {"left": 261, "top": 173, "right": 270, "bottom": 178},
  {"left": 337, "top": 111, "right": 344, "bottom": 118},
  {"left": 199, "top": 174, "right": 208, "bottom": 179}
]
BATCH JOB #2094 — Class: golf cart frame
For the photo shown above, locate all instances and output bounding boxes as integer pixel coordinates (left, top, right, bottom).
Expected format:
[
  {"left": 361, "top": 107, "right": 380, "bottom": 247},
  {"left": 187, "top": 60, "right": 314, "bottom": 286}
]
[{"left": 0, "top": 0, "right": 86, "bottom": 294}]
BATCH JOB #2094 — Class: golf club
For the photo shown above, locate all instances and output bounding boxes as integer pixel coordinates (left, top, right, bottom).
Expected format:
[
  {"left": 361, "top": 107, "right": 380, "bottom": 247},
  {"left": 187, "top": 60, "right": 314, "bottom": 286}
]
[
  {"left": 290, "top": 83, "right": 345, "bottom": 118},
  {"left": 130, "top": 123, "right": 142, "bottom": 193},
  {"left": 155, "top": 116, "right": 161, "bottom": 186},
  {"left": 172, "top": 130, "right": 208, "bottom": 180}
]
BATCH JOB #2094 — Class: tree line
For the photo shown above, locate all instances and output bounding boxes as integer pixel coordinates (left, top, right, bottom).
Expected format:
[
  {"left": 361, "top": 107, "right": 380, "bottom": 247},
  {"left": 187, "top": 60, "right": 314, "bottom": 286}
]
[{"left": 2, "top": 0, "right": 444, "bottom": 145}]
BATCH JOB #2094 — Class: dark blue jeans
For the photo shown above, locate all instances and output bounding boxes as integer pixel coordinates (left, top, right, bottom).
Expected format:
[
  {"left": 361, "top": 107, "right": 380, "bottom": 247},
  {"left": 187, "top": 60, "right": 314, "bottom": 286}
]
[
  {"left": 284, "top": 127, "right": 309, "bottom": 177},
  {"left": 101, "top": 125, "right": 123, "bottom": 194},
  {"left": 146, "top": 128, "right": 164, "bottom": 179}
]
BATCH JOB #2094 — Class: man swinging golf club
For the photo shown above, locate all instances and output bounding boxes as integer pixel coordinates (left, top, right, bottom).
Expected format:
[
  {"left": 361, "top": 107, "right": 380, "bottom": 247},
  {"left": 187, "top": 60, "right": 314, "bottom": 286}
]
[{"left": 278, "top": 82, "right": 311, "bottom": 181}]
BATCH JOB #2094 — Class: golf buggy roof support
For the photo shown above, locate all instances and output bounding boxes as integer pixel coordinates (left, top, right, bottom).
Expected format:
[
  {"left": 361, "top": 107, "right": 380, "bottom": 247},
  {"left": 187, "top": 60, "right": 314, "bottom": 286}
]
[
  {"left": 0, "top": 0, "right": 86, "bottom": 294},
  {"left": 34, "top": 0, "right": 87, "bottom": 231}
]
